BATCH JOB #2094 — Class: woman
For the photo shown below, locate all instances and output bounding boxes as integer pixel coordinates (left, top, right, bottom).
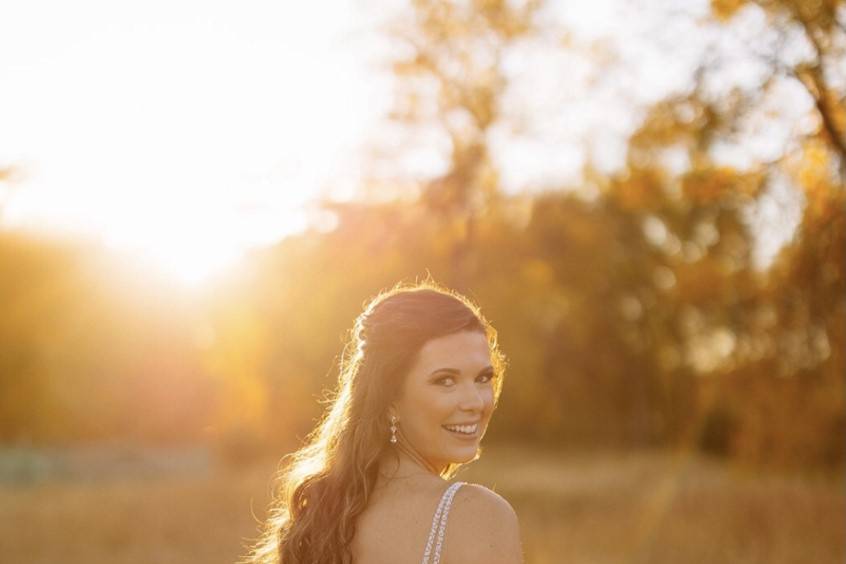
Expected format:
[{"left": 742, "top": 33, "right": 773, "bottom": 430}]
[{"left": 244, "top": 282, "right": 524, "bottom": 564}]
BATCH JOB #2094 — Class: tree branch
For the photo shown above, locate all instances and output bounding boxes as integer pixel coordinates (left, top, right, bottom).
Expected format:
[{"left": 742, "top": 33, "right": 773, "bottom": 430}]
[{"left": 791, "top": 10, "right": 846, "bottom": 177}]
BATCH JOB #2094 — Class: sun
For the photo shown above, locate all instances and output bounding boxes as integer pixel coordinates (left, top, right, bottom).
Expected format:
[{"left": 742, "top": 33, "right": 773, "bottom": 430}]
[
  {"left": 101, "top": 218, "right": 244, "bottom": 287},
  {"left": 94, "top": 193, "right": 313, "bottom": 287},
  {"left": 136, "top": 240, "right": 243, "bottom": 288},
  {"left": 1, "top": 0, "right": 380, "bottom": 288}
]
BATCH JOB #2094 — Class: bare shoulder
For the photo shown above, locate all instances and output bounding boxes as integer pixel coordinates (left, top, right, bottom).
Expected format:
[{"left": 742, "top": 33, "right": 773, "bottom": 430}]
[
  {"left": 445, "top": 483, "right": 524, "bottom": 564},
  {"left": 453, "top": 483, "right": 518, "bottom": 521}
]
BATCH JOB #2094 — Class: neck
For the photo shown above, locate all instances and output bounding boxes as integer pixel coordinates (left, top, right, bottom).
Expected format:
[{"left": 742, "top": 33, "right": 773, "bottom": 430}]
[
  {"left": 397, "top": 439, "right": 443, "bottom": 476},
  {"left": 381, "top": 432, "right": 446, "bottom": 480}
]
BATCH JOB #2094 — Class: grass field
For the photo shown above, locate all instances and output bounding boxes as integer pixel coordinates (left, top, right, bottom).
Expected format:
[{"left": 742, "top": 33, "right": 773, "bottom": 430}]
[{"left": 0, "top": 445, "right": 842, "bottom": 563}]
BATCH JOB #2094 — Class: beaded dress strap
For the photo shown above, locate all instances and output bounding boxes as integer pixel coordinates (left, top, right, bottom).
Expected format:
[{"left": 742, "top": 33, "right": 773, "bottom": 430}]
[{"left": 421, "top": 481, "right": 465, "bottom": 564}]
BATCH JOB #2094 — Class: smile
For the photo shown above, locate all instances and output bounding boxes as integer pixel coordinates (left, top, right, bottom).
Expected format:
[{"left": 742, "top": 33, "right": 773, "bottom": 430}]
[{"left": 442, "top": 423, "right": 479, "bottom": 435}]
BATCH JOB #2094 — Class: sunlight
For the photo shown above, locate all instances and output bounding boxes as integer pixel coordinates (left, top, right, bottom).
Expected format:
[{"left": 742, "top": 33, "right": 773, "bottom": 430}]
[
  {"left": 96, "top": 193, "right": 311, "bottom": 286},
  {"left": 106, "top": 228, "right": 245, "bottom": 288},
  {"left": 0, "top": 0, "right": 385, "bottom": 285}
]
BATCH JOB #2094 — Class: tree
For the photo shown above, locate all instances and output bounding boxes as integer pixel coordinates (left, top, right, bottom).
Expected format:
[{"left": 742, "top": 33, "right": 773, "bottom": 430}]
[{"left": 370, "top": 0, "right": 541, "bottom": 289}]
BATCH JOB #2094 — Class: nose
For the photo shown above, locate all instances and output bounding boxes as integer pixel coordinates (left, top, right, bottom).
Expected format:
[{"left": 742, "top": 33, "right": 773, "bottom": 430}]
[{"left": 458, "top": 381, "right": 486, "bottom": 412}]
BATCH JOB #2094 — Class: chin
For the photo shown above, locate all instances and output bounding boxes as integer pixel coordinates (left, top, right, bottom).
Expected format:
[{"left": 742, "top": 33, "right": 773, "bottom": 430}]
[{"left": 450, "top": 446, "right": 480, "bottom": 464}]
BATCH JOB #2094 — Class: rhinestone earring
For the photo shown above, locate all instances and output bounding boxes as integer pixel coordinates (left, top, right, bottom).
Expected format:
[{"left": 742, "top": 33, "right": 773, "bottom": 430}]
[{"left": 389, "top": 415, "right": 398, "bottom": 444}]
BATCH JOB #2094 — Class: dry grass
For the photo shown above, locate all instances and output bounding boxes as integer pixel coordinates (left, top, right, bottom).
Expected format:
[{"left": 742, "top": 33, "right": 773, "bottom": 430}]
[
  {"left": 0, "top": 445, "right": 842, "bottom": 564},
  {"left": 458, "top": 447, "right": 844, "bottom": 564}
]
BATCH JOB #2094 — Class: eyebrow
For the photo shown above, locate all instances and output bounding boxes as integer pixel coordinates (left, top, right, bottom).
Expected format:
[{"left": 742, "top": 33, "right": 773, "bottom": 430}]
[{"left": 428, "top": 366, "right": 495, "bottom": 378}]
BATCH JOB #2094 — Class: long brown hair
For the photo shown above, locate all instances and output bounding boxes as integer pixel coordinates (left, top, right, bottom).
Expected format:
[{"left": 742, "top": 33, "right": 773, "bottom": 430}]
[{"left": 242, "top": 280, "right": 506, "bottom": 564}]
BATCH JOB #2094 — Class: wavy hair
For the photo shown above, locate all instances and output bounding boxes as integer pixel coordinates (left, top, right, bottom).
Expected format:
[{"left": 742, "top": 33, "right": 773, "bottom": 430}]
[{"left": 242, "top": 281, "right": 506, "bottom": 564}]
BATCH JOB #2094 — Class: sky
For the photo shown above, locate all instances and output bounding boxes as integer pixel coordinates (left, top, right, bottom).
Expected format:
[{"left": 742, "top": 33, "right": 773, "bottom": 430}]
[{"left": 0, "top": 0, "right": 807, "bottom": 284}]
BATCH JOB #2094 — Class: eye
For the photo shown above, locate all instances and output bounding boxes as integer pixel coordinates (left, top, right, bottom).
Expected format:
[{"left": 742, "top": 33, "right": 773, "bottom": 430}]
[
  {"left": 435, "top": 375, "right": 456, "bottom": 386},
  {"left": 477, "top": 372, "right": 493, "bottom": 384}
]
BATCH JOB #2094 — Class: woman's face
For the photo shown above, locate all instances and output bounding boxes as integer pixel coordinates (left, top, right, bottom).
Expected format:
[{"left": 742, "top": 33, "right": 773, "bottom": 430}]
[{"left": 391, "top": 330, "right": 496, "bottom": 471}]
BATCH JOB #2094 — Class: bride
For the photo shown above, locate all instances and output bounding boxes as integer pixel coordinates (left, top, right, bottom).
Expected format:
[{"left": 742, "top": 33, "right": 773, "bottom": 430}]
[{"left": 243, "top": 282, "right": 524, "bottom": 564}]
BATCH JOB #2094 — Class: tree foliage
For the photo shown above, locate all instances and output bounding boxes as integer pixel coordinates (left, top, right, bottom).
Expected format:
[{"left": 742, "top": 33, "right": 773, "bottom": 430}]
[{"left": 0, "top": 0, "right": 842, "bottom": 472}]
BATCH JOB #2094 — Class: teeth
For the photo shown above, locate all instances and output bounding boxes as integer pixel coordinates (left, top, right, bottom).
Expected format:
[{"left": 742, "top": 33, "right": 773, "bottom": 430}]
[{"left": 444, "top": 423, "right": 478, "bottom": 434}]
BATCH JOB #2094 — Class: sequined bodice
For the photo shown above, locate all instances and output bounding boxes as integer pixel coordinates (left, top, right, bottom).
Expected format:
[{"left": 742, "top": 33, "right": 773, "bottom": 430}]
[{"left": 420, "top": 481, "right": 465, "bottom": 564}]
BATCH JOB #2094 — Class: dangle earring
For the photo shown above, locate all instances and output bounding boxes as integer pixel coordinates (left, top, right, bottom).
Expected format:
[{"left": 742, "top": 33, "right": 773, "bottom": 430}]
[{"left": 389, "top": 415, "right": 398, "bottom": 444}]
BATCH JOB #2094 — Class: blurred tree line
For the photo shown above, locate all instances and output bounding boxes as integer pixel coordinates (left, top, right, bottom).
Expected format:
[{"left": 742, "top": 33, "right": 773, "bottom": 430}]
[{"left": 0, "top": 0, "right": 842, "bottom": 472}]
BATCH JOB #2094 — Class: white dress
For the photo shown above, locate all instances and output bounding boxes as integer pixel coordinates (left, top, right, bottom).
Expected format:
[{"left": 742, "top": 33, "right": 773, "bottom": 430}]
[{"left": 420, "top": 481, "right": 465, "bottom": 564}]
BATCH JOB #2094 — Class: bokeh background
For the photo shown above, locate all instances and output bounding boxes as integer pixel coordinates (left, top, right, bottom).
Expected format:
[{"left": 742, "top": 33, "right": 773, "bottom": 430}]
[{"left": 1, "top": 1, "right": 844, "bottom": 563}]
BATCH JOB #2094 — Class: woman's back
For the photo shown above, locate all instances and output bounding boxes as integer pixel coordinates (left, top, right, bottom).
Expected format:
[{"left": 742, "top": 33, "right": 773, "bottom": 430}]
[{"left": 350, "top": 476, "right": 522, "bottom": 564}]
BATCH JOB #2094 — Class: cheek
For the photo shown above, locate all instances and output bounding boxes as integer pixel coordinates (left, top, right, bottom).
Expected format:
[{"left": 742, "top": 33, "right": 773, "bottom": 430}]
[
  {"left": 482, "top": 386, "right": 495, "bottom": 413},
  {"left": 404, "top": 389, "right": 449, "bottom": 425}
]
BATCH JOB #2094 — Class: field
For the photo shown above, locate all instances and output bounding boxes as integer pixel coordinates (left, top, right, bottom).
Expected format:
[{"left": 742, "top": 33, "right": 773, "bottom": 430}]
[{"left": 0, "top": 445, "right": 842, "bottom": 564}]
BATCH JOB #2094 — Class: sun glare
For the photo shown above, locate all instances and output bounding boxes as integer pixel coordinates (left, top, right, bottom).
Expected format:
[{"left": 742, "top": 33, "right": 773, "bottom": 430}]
[
  {"left": 96, "top": 196, "right": 312, "bottom": 287},
  {"left": 0, "top": 0, "right": 384, "bottom": 286},
  {"left": 108, "top": 232, "right": 244, "bottom": 288}
]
